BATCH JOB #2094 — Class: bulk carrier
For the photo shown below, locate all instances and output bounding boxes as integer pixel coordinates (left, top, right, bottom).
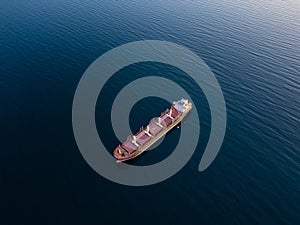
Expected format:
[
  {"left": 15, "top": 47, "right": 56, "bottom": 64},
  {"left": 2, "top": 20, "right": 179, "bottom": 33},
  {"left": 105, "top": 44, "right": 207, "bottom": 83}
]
[{"left": 113, "top": 98, "right": 192, "bottom": 162}]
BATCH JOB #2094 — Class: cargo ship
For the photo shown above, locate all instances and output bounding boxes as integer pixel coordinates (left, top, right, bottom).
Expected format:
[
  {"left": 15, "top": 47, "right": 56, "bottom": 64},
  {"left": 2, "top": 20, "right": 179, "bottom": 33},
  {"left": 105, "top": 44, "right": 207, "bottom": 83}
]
[{"left": 113, "top": 98, "right": 192, "bottom": 163}]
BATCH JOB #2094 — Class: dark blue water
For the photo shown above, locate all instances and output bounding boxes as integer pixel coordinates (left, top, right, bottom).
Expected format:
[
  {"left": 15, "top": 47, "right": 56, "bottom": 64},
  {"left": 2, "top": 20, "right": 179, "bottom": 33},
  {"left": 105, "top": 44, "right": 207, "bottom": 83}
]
[{"left": 1, "top": 0, "right": 300, "bottom": 224}]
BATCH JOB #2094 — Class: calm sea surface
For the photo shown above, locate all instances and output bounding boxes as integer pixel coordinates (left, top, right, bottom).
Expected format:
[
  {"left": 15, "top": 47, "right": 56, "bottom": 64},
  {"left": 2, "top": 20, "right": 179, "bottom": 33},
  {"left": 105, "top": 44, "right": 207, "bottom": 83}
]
[{"left": 1, "top": 0, "right": 299, "bottom": 224}]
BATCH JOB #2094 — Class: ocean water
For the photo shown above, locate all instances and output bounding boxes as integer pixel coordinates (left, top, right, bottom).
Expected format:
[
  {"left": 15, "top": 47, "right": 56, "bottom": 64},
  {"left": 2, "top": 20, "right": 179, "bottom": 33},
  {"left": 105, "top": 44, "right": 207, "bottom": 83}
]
[{"left": 1, "top": 0, "right": 300, "bottom": 224}]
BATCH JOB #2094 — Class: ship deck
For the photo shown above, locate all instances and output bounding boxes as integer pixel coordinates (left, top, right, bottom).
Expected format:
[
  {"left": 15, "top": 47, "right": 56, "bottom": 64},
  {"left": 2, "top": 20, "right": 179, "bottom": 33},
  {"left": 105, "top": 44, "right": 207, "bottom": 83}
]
[{"left": 116, "top": 102, "right": 192, "bottom": 162}]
